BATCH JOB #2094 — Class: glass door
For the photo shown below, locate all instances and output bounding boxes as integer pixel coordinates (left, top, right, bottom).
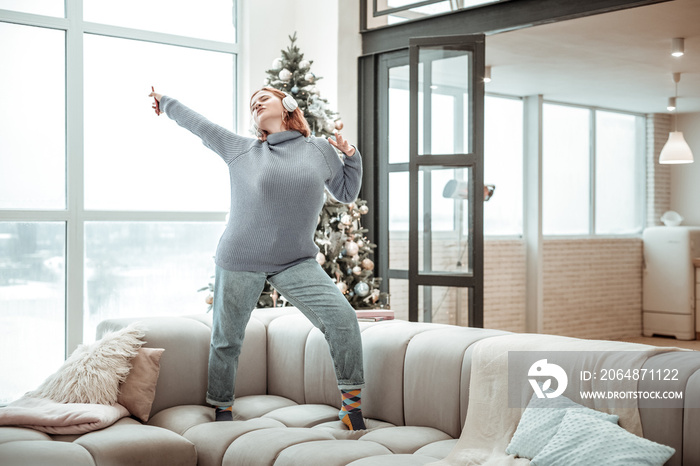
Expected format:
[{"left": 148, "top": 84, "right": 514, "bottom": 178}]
[
  {"left": 375, "top": 34, "right": 484, "bottom": 326},
  {"left": 409, "top": 35, "right": 485, "bottom": 326}
]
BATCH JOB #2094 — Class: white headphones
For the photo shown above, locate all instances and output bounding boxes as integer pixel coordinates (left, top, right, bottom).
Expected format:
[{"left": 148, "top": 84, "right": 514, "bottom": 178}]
[{"left": 282, "top": 93, "right": 298, "bottom": 112}]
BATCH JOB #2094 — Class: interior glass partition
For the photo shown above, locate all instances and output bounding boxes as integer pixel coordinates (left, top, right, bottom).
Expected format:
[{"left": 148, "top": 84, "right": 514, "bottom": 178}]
[{"left": 373, "top": 35, "right": 484, "bottom": 325}]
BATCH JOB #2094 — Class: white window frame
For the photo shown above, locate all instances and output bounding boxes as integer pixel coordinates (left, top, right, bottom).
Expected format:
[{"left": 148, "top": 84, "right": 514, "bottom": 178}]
[{"left": 0, "top": 0, "right": 239, "bottom": 356}]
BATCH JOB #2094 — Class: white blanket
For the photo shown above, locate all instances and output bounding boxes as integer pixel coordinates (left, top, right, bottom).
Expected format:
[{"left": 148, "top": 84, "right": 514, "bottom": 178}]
[
  {"left": 0, "top": 396, "right": 129, "bottom": 435},
  {"left": 428, "top": 333, "right": 678, "bottom": 466}
]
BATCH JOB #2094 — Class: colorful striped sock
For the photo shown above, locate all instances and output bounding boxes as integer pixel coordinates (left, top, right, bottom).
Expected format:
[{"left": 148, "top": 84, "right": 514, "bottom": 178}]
[
  {"left": 215, "top": 406, "right": 233, "bottom": 422},
  {"left": 339, "top": 389, "right": 366, "bottom": 430}
]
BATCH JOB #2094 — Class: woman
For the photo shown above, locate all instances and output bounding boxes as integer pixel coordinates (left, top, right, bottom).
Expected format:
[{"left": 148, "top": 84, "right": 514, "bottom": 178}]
[{"left": 148, "top": 87, "right": 366, "bottom": 430}]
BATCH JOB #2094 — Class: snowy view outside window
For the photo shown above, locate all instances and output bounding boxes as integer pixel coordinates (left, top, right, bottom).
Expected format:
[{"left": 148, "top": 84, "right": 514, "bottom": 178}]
[{"left": 0, "top": 1, "right": 236, "bottom": 404}]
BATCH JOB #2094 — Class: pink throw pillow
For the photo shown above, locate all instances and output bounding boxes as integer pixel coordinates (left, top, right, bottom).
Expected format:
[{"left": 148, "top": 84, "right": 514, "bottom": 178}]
[{"left": 117, "top": 347, "right": 164, "bottom": 422}]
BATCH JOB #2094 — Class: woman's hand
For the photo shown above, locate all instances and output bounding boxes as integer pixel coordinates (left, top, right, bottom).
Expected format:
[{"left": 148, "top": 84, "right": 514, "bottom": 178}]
[
  {"left": 149, "top": 87, "right": 162, "bottom": 115},
  {"left": 328, "top": 131, "right": 355, "bottom": 156}
]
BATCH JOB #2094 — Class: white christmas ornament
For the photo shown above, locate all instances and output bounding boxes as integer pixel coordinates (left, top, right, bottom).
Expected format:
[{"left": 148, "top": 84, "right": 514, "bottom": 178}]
[
  {"left": 299, "top": 60, "right": 311, "bottom": 70},
  {"left": 337, "top": 282, "right": 348, "bottom": 294},
  {"left": 272, "top": 58, "right": 283, "bottom": 70},
  {"left": 305, "top": 72, "right": 315, "bottom": 83},
  {"left": 345, "top": 241, "right": 359, "bottom": 256},
  {"left": 279, "top": 69, "right": 292, "bottom": 81},
  {"left": 352, "top": 266, "right": 362, "bottom": 276},
  {"left": 340, "top": 214, "right": 352, "bottom": 226},
  {"left": 316, "top": 252, "right": 326, "bottom": 266}
]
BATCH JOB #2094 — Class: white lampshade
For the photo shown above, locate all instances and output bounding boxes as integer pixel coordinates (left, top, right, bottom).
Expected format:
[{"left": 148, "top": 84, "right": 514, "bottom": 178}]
[
  {"left": 671, "top": 38, "right": 685, "bottom": 58},
  {"left": 659, "top": 131, "right": 694, "bottom": 164},
  {"left": 484, "top": 66, "right": 492, "bottom": 83}
]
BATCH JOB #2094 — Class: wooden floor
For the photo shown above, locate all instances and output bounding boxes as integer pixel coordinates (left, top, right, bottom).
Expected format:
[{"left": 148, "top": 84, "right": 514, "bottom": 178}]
[{"left": 617, "top": 335, "right": 700, "bottom": 351}]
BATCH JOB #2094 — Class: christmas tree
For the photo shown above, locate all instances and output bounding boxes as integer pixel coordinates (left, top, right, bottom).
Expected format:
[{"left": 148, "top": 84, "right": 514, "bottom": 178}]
[
  {"left": 264, "top": 32, "right": 342, "bottom": 138},
  {"left": 314, "top": 197, "right": 388, "bottom": 309},
  {"left": 201, "top": 33, "right": 389, "bottom": 311}
]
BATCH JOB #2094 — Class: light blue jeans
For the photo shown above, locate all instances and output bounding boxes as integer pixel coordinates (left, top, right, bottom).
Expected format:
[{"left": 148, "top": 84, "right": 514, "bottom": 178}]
[{"left": 206, "top": 258, "right": 366, "bottom": 407}]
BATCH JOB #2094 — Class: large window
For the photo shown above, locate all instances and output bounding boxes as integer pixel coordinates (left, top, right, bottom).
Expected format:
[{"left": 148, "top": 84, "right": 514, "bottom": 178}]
[
  {"left": 543, "top": 103, "right": 644, "bottom": 236},
  {"left": 0, "top": 2, "right": 237, "bottom": 405},
  {"left": 484, "top": 95, "right": 523, "bottom": 236}
]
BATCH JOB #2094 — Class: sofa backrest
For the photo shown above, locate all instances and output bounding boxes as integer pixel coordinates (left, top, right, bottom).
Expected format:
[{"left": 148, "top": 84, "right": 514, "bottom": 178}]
[
  {"left": 260, "top": 311, "right": 510, "bottom": 438},
  {"left": 97, "top": 312, "right": 269, "bottom": 418}
]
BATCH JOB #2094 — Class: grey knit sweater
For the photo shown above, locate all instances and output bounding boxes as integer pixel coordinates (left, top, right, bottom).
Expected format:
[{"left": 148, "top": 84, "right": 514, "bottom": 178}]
[{"left": 160, "top": 96, "right": 363, "bottom": 273}]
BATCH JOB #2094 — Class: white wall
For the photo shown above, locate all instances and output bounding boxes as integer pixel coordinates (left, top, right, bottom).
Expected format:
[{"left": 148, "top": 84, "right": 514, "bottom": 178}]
[
  {"left": 238, "top": 0, "right": 361, "bottom": 144},
  {"left": 670, "top": 113, "right": 700, "bottom": 226}
]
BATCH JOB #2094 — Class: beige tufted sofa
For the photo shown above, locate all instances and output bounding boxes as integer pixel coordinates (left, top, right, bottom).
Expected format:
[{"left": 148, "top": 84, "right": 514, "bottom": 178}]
[{"left": 3, "top": 307, "right": 700, "bottom": 465}]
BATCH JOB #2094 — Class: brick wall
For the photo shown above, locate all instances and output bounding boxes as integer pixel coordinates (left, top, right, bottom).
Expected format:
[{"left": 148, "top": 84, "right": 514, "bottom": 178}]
[
  {"left": 387, "top": 236, "right": 642, "bottom": 339},
  {"left": 541, "top": 237, "right": 643, "bottom": 339},
  {"left": 647, "top": 113, "right": 671, "bottom": 227},
  {"left": 484, "top": 239, "right": 527, "bottom": 332}
]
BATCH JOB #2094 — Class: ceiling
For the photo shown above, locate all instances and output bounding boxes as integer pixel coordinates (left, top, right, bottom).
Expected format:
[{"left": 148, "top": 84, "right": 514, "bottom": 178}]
[{"left": 484, "top": 0, "right": 700, "bottom": 114}]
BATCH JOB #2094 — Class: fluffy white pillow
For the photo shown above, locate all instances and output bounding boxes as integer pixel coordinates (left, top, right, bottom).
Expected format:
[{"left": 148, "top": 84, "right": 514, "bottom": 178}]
[{"left": 28, "top": 323, "right": 145, "bottom": 405}]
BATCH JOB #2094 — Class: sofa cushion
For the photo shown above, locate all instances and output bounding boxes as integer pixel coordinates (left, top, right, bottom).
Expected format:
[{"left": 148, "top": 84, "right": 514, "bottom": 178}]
[
  {"left": 639, "top": 351, "right": 700, "bottom": 466},
  {"left": 506, "top": 393, "right": 619, "bottom": 460},
  {"left": 312, "top": 418, "right": 396, "bottom": 440},
  {"left": 183, "top": 417, "right": 285, "bottom": 466},
  {"left": 404, "top": 327, "right": 508, "bottom": 438},
  {"left": 0, "top": 440, "right": 96, "bottom": 466},
  {"left": 97, "top": 317, "right": 211, "bottom": 417},
  {"left": 414, "top": 438, "right": 458, "bottom": 459},
  {"left": 75, "top": 418, "right": 197, "bottom": 466},
  {"left": 531, "top": 410, "right": 675, "bottom": 466},
  {"left": 359, "top": 425, "right": 453, "bottom": 454},
  {"left": 262, "top": 403, "right": 340, "bottom": 428},
  {"left": 303, "top": 321, "right": 389, "bottom": 408},
  {"left": 223, "top": 427, "right": 336, "bottom": 466},
  {"left": 304, "top": 327, "right": 346, "bottom": 408},
  {"left": 360, "top": 321, "right": 446, "bottom": 427},
  {"left": 117, "top": 347, "right": 164, "bottom": 422},
  {"left": 186, "top": 314, "right": 269, "bottom": 400},
  {"left": 148, "top": 405, "right": 214, "bottom": 436},
  {"left": 273, "top": 439, "right": 393, "bottom": 466},
  {"left": 267, "top": 315, "right": 315, "bottom": 404},
  {"left": 30, "top": 323, "right": 144, "bottom": 405},
  {"left": 347, "top": 454, "right": 441, "bottom": 465},
  {"left": 0, "top": 426, "right": 52, "bottom": 444},
  {"left": 232, "top": 394, "right": 299, "bottom": 419}
]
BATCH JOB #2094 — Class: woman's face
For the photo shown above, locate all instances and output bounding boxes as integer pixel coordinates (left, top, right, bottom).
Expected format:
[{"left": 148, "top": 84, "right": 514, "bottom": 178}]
[{"left": 250, "top": 90, "right": 284, "bottom": 132}]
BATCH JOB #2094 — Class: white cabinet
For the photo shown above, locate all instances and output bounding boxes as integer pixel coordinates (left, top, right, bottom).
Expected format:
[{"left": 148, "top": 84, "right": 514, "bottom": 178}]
[{"left": 642, "top": 227, "right": 700, "bottom": 341}]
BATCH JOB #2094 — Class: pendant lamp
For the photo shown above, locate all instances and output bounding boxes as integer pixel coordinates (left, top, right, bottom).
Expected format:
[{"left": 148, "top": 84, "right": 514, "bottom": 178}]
[{"left": 659, "top": 72, "right": 694, "bottom": 164}]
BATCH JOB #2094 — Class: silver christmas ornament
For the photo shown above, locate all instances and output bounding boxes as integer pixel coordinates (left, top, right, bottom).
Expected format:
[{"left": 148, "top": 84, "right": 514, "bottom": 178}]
[{"left": 354, "top": 282, "right": 370, "bottom": 297}]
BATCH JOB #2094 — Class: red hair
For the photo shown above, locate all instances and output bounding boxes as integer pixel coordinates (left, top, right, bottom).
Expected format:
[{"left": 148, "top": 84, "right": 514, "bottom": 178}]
[{"left": 250, "top": 87, "right": 311, "bottom": 141}]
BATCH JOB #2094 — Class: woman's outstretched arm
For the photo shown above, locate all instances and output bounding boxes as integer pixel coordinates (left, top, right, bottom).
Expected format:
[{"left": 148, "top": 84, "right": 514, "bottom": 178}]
[{"left": 149, "top": 90, "right": 255, "bottom": 164}]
